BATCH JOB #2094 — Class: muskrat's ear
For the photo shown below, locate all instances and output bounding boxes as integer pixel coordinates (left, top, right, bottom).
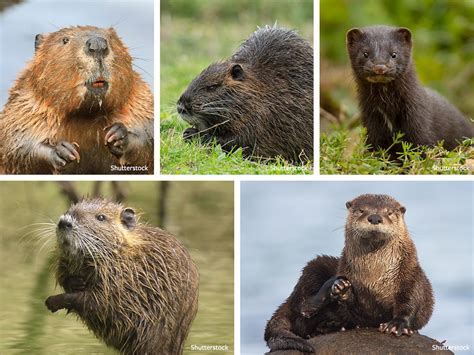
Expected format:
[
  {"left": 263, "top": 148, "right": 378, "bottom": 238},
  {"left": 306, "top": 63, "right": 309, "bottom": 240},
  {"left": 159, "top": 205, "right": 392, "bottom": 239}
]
[
  {"left": 120, "top": 208, "right": 136, "bottom": 230},
  {"left": 231, "top": 64, "right": 245, "bottom": 81},
  {"left": 345, "top": 201, "right": 352, "bottom": 209},
  {"left": 35, "top": 34, "right": 44, "bottom": 52},
  {"left": 346, "top": 28, "right": 363, "bottom": 46},
  {"left": 399, "top": 206, "right": 406, "bottom": 214},
  {"left": 396, "top": 28, "right": 412, "bottom": 45}
]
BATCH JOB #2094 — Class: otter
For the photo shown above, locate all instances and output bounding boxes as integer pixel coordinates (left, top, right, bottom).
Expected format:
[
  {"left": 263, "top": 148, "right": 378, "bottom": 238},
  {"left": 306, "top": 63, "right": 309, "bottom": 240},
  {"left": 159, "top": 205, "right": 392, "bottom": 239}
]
[
  {"left": 0, "top": 26, "right": 154, "bottom": 174},
  {"left": 346, "top": 25, "right": 474, "bottom": 154},
  {"left": 45, "top": 199, "right": 198, "bottom": 354},
  {"left": 265, "top": 194, "right": 434, "bottom": 353},
  {"left": 177, "top": 25, "right": 313, "bottom": 163}
]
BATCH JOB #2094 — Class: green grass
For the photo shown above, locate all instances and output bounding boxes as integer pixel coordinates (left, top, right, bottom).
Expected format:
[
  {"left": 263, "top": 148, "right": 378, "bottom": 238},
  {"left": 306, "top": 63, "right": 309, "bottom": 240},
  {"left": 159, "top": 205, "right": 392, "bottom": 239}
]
[
  {"left": 160, "top": 0, "right": 313, "bottom": 175},
  {"left": 320, "top": 127, "right": 474, "bottom": 175}
]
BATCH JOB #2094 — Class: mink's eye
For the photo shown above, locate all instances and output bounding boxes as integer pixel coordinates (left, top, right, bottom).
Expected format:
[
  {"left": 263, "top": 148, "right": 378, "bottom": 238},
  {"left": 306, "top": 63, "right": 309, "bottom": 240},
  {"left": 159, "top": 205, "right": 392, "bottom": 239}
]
[
  {"left": 363, "top": 52, "right": 369, "bottom": 58},
  {"left": 96, "top": 214, "right": 106, "bottom": 221},
  {"left": 62, "top": 37, "right": 70, "bottom": 45},
  {"left": 206, "top": 84, "right": 219, "bottom": 92},
  {"left": 391, "top": 52, "right": 397, "bottom": 58}
]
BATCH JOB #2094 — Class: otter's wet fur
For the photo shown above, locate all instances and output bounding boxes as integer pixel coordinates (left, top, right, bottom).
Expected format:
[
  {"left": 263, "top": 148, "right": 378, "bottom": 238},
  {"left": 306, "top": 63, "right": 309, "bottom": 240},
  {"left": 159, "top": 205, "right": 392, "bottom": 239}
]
[
  {"left": 0, "top": 26, "right": 153, "bottom": 174},
  {"left": 177, "top": 25, "right": 313, "bottom": 163},
  {"left": 45, "top": 199, "right": 198, "bottom": 355}
]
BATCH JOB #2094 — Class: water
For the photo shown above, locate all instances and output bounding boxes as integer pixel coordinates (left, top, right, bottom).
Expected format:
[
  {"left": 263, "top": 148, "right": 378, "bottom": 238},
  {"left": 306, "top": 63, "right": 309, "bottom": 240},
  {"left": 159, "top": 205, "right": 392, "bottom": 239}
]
[
  {"left": 0, "top": 181, "right": 234, "bottom": 354},
  {"left": 241, "top": 181, "right": 473, "bottom": 354},
  {"left": 0, "top": 0, "right": 154, "bottom": 108}
]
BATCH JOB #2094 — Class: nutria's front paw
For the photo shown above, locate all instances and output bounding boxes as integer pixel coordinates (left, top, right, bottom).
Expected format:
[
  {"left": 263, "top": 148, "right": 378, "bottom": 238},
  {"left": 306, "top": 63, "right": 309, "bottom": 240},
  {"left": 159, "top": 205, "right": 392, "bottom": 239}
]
[
  {"left": 50, "top": 141, "right": 80, "bottom": 170},
  {"left": 105, "top": 122, "right": 129, "bottom": 157},
  {"left": 330, "top": 277, "right": 351, "bottom": 301},
  {"left": 45, "top": 295, "right": 66, "bottom": 313},
  {"left": 379, "top": 317, "right": 414, "bottom": 336},
  {"left": 183, "top": 127, "right": 199, "bottom": 140}
]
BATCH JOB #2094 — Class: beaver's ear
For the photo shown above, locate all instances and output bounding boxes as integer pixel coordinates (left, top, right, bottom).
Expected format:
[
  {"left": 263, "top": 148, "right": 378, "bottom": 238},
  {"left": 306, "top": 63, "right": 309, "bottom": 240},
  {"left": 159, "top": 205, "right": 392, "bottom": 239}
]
[
  {"left": 345, "top": 201, "right": 352, "bottom": 209},
  {"left": 35, "top": 34, "right": 44, "bottom": 52},
  {"left": 120, "top": 208, "right": 136, "bottom": 230},
  {"left": 231, "top": 64, "right": 245, "bottom": 81},
  {"left": 399, "top": 206, "right": 406, "bottom": 214}
]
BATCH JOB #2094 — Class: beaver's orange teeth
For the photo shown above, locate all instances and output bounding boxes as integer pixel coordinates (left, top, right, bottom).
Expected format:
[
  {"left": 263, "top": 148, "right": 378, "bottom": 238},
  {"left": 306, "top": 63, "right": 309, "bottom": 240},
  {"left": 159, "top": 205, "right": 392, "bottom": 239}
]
[{"left": 92, "top": 81, "right": 106, "bottom": 88}]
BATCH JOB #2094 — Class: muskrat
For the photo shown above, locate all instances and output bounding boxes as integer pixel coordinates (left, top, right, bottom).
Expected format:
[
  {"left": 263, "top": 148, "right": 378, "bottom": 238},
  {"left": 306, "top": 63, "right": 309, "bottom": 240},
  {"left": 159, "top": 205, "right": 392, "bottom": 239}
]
[
  {"left": 177, "top": 25, "right": 313, "bottom": 163},
  {"left": 0, "top": 26, "right": 154, "bottom": 174},
  {"left": 346, "top": 25, "right": 474, "bottom": 154},
  {"left": 45, "top": 199, "right": 199, "bottom": 354},
  {"left": 265, "top": 194, "right": 434, "bottom": 353}
]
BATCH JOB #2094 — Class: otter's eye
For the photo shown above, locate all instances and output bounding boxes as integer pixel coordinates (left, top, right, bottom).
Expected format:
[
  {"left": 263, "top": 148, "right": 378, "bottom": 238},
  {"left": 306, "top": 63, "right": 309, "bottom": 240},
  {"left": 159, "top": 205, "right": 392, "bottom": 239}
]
[
  {"left": 96, "top": 214, "right": 106, "bottom": 221},
  {"left": 363, "top": 52, "right": 369, "bottom": 58},
  {"left": 391, "top": 52, "right": 397, "bottom": 58},
  {"left": 206, "top": 84, "right": 219, "bottom": 92},
  {"left": 62, "top": 37, "right": 70, "bottom": 45}
]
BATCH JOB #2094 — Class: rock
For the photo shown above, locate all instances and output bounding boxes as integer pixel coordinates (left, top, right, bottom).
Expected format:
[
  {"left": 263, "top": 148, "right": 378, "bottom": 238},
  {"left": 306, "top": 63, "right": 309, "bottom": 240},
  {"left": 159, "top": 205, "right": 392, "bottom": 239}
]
[{"left": 266, "top": 328, "right": 453, "bottom": 355}]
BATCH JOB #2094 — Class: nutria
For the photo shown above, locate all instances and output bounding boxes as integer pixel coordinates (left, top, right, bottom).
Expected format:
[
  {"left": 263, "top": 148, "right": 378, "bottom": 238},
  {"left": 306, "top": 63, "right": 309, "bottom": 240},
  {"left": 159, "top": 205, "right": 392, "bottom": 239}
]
[
  {"left": 265, "top": 194, "right": 434, "bottom": 353},
  {"left": 346, "top": 25, "right": 474, "bottom": 154},
  {"left": 177, "top": 25, "right": 313, "bottom": 163},
  {"left": 45, "top": 199, "right": 198, "bottom": 354},
  {"left": 0, "top": 26, "right": 154, "bottom": 174}
]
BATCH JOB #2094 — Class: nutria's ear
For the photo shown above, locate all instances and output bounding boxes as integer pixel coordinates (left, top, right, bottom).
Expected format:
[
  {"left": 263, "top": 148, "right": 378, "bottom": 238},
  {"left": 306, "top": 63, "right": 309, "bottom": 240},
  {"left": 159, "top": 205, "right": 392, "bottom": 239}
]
[
  {"left": 231, "top": 64, "right": 245, "bottom": 81},
  {"left": 346, "top": 28, "right": 363, "bottom": 46},
  {"left": 120, "top": 208, "right": 136, "bottom": 230},
  {"left": 345, "top": 201, "right": 352, "bottom": 209},
  {"left": 396, "top": 28, "right": 412, "bottom": 45},
  {"left": 399, "top": 206, "right": 406, "bottom": 214},
  {"left": 35, "top": 34, "right": 44, "bottom": 52}
]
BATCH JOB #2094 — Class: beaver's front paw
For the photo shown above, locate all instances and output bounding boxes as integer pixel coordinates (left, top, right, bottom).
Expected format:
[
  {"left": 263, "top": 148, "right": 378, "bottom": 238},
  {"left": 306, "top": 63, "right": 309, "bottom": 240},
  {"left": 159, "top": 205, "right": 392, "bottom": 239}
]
[
  {"left": 105, "top": 122, "right": 129, "bottom": 157},
  {"left": 45, "top": 294, "right": 66, "bottom": 313},
  {"left": 330, "top": 277, "right": 351, "bottom": 301},
  {"left": 183, "top": 127, "right": 199, "bottom": 140},
  {"left": 50, "top": 141, "right": 80, "bottom": 170},
  {"left": 379, "top": 317, "right": 414, "bottom": 336}
]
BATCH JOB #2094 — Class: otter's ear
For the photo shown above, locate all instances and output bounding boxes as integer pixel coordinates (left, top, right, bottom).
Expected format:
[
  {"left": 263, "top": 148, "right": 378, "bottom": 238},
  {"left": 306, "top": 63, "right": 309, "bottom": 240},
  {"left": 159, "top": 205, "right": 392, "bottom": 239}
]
[
  {"left": 35, "top": 34, "right": 44, "bottom": 52},
  {"left": 399, "top": 206, "right": 406, "bottom": 214},
  {"left": 396, "top": 28, "right": 412, "bottom": 45},
  {"left": 346, "top": 28, "right": 363, "bottom": 47},
  {"left": 231, "top": 64, "right": 245, "bottom": 81},
  {"left": 345, "top": 201, "right": 352, "bottom": 209},
  {"left": 120, "top": 208, "right": 136, "bottom": 230}
]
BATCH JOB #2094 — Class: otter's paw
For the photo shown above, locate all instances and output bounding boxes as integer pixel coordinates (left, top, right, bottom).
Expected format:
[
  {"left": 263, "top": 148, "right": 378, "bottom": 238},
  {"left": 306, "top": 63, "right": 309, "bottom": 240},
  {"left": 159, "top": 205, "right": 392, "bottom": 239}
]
[
  {"left": 45, "top": 295, "right": 66, "bottom": 313},
  {"left": 379, "top": 317, "right": 414, "bottom": 336},
  {"left": 65, "top": 276, "right": 86, "bottom": 292},
  {"left": 104, "top": 122, "right": 129, "bottom": 157},
  {"left": 50, "top": 141, "right": 80, "bottom": 170},
  {"left": 268, "top": 336, "right": 315, "bottom": 353},
  {"left": 330, "top": 277, "right": 351, "bottom": 301},
  {"left": 183, "top": 127, "right": 199, "bottom": 140}
]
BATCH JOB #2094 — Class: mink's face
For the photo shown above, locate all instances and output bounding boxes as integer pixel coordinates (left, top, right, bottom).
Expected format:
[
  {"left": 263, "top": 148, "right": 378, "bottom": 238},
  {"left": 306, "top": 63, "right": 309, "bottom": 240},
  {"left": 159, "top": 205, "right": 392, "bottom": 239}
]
[{"left": 346, "top": 26, "right": 412, "bottom": 83}]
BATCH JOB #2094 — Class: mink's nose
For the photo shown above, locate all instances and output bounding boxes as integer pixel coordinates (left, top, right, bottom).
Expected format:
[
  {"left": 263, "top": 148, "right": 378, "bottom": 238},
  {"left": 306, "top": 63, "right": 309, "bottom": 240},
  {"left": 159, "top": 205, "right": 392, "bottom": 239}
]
[
  {"left": 367, "top": 214, "right": 383, "bottom": 225},
  {"left": 372, "top": 64, "right": 388, "bottom": 75},
  {"left": 85, "top": 36, "right": 109, "bottom": 57},
  {"left": 58, "top": 216, "right": 73, "bottom": 231},
  {"left": 177, "top": 94, "right": 192, "bottom": 115}
]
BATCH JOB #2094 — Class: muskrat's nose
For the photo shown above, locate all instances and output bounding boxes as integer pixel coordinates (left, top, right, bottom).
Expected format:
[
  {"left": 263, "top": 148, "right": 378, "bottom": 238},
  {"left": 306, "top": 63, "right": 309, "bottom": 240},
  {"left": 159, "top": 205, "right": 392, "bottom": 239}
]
[
  {"left": 177, "top": 95, "right": 192, "bottom": 115},
  {"left": 367, "top": 214, "right": 383, "bottom": 225},
  {"left": 372, "top": 64, "right": 388, "bottom": 75},
  {"left": 58, "top": 216, "right": 73, "bottom": 231},
  {"left": 85, "top": 36, "right": 109, "bottom": 57}
]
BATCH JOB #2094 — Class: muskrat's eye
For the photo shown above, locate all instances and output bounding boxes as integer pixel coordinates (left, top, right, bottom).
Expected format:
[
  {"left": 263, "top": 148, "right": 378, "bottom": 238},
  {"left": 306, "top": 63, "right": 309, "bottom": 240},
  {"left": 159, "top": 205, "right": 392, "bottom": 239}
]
[
  {"left": 391, "top": 52, "right": 397, "bottom": 58},
  {"left": 363, "top": 52, "right": 369, "bottom": 58},
  {"left": 206, "top": 84, "right": 219, "bottom": 92},
  {"left": 62, "top": 37, "right": 70, "bottom": 45},
  {"left": 96, "top": 214, "right": 107, "bottom": 221}
]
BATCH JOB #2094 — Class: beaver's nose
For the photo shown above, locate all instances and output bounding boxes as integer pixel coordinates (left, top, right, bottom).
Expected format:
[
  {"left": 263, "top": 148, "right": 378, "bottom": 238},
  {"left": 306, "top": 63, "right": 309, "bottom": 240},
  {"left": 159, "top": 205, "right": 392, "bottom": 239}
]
[
  {"left": 367, "top": 214, "right": 383, "bottom": 225},
  {"left": 58, "top": 216, "right": 73, "bottom": 231},
  {"left": 85, "top": 36, "right": 109, "bottom": 57},
  {"left": 177, "top": 94, "right": 192, "bottom": 115}
]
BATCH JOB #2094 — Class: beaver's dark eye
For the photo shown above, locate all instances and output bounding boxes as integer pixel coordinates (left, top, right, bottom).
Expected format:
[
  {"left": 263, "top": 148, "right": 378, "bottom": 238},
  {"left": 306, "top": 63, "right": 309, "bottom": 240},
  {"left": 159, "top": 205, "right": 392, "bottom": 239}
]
[
  {"left": 391, "top": 52, "right": 397, "bottom": 58},
  {"left": 206, "top": 84, "right": 219, "bottom": 92},
  {"left": 62, "top": 37, "right": 70, "bottom": 45},
  {"left": 363, "top": 52, "right": 369, "bottom": 58},
  {"left": 96, "top": 214, "right": 106, "bottom": 221}
]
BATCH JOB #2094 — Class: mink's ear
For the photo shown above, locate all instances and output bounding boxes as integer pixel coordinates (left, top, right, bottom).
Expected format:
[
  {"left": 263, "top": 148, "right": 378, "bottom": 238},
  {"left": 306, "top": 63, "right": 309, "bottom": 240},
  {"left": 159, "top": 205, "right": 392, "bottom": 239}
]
[
  {"left": 35, "top": 34, "right": 44, "bottom": 52},
  {"left": 345, "top": 201, "right": 352, "bottom": 209},
  {"left": 399, "top": 206, "right": 406, "bottom": 214},
  {"left": 396, "top": 28, "right": 412, "bottom": 45},
  {"left": 120, "top": 208, "right": 136, "bottom": 230},
  {"left": 346, "top": 28, "right": 363, "bottom": 47}
]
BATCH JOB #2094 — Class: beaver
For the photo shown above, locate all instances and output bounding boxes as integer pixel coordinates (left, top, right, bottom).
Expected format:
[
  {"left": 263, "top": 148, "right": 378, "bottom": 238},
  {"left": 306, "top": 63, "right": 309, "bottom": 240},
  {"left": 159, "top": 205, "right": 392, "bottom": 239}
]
[
  {"left": 45, "top": 199, "right": 199, "bottom": 354},
  {"left": 177, "top": 25, "right": 313, "bottom": 163},
  {"left": 0, "top": 26, "right": 153, "bottom": 174},
  {"left": 265, "top": 194, "right": 434, "bottom": 353}
]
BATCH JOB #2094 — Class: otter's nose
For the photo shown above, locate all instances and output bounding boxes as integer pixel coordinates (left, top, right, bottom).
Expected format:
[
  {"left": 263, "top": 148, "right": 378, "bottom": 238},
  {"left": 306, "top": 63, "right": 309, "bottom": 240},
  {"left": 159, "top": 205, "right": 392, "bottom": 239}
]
[
  {"left": 58, "top": 216, "right": 73, "bottom": 231},
  {"left": 372, "top": 64, "right": 388, "bottom": 75},
  {"left": 177, "top": 94, "right": 192, "bottom": 115},
  {"left": 367, "top": 214, "right": 383, "bottom": 225},
  {"left": 85, "top": 36, "right": 109, "bottom": 57}
]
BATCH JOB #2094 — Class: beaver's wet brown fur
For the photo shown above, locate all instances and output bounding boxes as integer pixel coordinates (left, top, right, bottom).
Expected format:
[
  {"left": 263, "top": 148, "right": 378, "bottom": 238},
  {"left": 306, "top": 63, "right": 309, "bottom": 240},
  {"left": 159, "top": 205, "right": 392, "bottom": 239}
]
[
  {"left": 0, "top": 26, "right": 153, "bottom": 174},
  {"left": 45, "top": 199, "right": 198, "bottom": 354},
  {"left": 177, "top": 25, "right": 313, "bottom": 163}
]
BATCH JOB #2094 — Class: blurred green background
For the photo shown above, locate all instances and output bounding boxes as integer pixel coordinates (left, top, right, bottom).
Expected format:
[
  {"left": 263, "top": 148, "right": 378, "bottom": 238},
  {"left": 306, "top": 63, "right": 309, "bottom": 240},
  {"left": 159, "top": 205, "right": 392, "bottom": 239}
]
[
  {"left": 0, "top": 181, "right": 234, "bottom": 354},
  {"left": 160, "top": 0, "right": 314, "bottom": 174},
  {"left": 320, "top": 0, "right": 474, "bottom": 130}
]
